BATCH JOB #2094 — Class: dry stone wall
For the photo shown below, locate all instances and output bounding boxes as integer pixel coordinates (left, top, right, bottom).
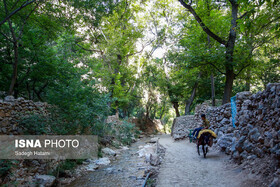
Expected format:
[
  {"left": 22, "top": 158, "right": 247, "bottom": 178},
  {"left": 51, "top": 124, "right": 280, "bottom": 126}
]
[
  {"left": 195, "top": 83, "right": 280, "bottom": 185},
  {"left": 0, "top": 96, "right": 49, "bottom": 135},
  {"left": 171, "top": 115, "right": 198, "bottom": 140}
]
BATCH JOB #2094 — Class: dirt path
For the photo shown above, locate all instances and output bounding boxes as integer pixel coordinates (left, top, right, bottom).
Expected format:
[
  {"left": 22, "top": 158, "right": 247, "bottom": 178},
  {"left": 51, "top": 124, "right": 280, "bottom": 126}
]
[{"left": 156, "top": 134, "right": 263, "bottom": 187}]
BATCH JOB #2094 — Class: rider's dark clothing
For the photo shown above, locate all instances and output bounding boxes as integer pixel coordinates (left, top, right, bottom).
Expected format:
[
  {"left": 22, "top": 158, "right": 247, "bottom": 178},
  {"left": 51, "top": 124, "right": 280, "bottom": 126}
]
[
  {"left": 192, "top": 127, "right": 204, "bottom": 138},
  {"left": 192, "top": 119, "right": 210, "bottom": 138}
]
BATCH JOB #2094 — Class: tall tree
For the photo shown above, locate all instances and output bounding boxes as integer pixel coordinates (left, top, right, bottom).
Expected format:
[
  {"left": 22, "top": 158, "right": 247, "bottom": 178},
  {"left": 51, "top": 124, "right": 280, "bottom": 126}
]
[{"left": 178, "top": 0, "right": 242, "bottom": 104}]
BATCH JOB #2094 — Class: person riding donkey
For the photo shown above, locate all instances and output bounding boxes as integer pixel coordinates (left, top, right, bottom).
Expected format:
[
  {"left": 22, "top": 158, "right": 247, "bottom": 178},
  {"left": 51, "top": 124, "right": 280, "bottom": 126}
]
[{"left": 192, "top": 114, "right": 209, "bottom": 140}]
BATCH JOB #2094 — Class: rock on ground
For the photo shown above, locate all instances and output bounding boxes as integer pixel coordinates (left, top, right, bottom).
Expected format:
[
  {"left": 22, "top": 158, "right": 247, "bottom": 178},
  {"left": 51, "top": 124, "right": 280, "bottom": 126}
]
[
  {"left": 95, "top": 157, "right": 111, "bottom": 165},
  {"left": 102, "top": 148, "right": 117, "bottom": 156},
  {"left": 34, "top": 175, "right": 56, "bottom": 187},
  {"left": 149, "top": 137, "right": 159, "bottom": 143}
]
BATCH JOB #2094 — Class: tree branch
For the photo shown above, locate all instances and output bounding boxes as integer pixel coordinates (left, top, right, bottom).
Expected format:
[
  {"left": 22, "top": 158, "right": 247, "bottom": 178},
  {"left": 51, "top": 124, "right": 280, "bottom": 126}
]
[
  {"left": 19, "top": 2, "right": 39, "bottom": 39},
  {"left": 257, "top": 16, "right": 280, "bottom": 35},
  {"left": 0, "top": 0, "right": 36, "bottom": 27},
  {"left": 11, "top": 0, "right": 21, "bottom": 10},
  {"left": 75, "top": 43, "right": 103, "bottom": 53},
  {"left": 178, "top": 0, "right": 227, "bottom": 45},
  {"left": 0, "top": 31, "right": 12, "bottom": 42},
  {"left": 238, "top": 11, "right": 249, "bottom": 19},
  {"left": 126, "top": 44, "right": 146, "bottom": 57},
  {"left": 235, "top": 64, "right": 250, "bottom": 77},
  {"left": 206, "top": 62, "right": 226, "bottom": 75},
  {"left": 4, "top": 0, "right": 17, "bottom": 42}
]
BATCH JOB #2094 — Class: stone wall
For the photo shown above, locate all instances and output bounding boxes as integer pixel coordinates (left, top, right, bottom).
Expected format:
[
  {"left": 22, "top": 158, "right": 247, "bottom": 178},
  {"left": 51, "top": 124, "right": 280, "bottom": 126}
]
[
  {"left": 195, "top": 83, "right": 280, "bottom": 185},
  {"left": 0, "top": 96, "right": 58, "bottom": 185},
  {"left": 0, "top": 96, "right": 48, "bottom": 135},
  {"left": 171, "top": 115, "right": 198, "bottom": 140}
]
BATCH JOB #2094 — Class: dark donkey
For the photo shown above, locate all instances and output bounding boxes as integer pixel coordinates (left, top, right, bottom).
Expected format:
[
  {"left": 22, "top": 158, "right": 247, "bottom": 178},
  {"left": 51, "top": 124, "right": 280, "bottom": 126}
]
[{"left": 197, "top": 132, "right": 214, "bottom": 158}]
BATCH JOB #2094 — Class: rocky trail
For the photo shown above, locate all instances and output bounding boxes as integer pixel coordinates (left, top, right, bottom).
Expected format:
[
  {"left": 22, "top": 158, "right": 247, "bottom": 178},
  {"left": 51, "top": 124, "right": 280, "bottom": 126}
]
[
  {"left": 66, "top": 134, "right": 266, "bottom": 187},
  {"left": 67, "top": 137, "right": 155, "bottom": 187},
  {"left": 157, "top": 134, "right": 266, "bottom": 187}
]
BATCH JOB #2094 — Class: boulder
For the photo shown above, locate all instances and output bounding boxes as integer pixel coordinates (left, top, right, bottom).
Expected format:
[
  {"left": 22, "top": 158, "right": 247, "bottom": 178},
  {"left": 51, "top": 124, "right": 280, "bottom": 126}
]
[
  {"left": 258, "top": 136, "right": 264, "bottom": 144},
  {"left": 83, "top": 163, "right": 99, "bottom": 171},
  {"left": 236, "top": 136, "right": 246, "bottom": 153},
  {"left": 236, "top": 91, "right": 252, "bottom": 100},
  {"left": 217, "top": 134, "right": 235, "bottom": 150},
  {"left": 102, "top": 148, "right": 116, "bottom": 156},
  {"left": 270, "top": 144, "right": 280, "bottom": 155},
  {"left": 95, "top": 157, "right": 110, "bottom": 165},
  {"left": 220, "top": 118, "right": 230, "bottom": 125},
  {"left": 248, "top": 128, "right": 261, "bottom": 143},
  {"left": 150, "top": 153, "right": 160, "bottom": 166},
  {"left": 240, "top": 151, "right": 248, "bottom": 160},
  {"left": 232, "top": 151, "right": 240, "bottom": 159},
  {"left": 243, "top": 140, "right": 255, "bottom": 153},
  {"left": 149, "top": 137, "right": 159, "bottom": 143},
  {"left": 4, "top": 96, "right": 15, "bottom": 102},
  {"left": 254, "top": 148, "right": 264, "bottom": 158},
  {"left": 137, "top": 144, "right": 156, "bottom": 158},
  {"left": 269, "top": 177, "right": 280, "bottom": 187},
  {"left": 34, "top": 175, "right": 56, "bottom": 187}
]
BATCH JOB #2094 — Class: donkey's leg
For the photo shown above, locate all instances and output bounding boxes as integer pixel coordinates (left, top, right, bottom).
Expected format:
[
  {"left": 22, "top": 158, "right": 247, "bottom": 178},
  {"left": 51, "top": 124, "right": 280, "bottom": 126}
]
[
  {"left": 197, "top": 143, "right": 200, "bottom": 155},
  {"left": 203, "top": 144, "right": 206, "bottom": 158}
]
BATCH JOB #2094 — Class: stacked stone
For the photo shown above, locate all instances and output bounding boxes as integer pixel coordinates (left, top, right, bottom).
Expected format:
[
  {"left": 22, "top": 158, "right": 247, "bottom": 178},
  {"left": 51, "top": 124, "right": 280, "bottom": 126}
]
[
  {"left": 194, "top": 101, "right": 211, "bottom": 120},
  {"left": 171, "top": 115, "right": 198, "bottom": 140},
  {"left": 206, "top": 103, "right": 232, "bottom": 135},
  {"left": 195, "top": 83, "right": 280, "bottom": 185},
  {"left": 231, "top": 83, "right": 280, "bottom": 158},
  {"left": 0, "top": 96, "right": 49, "bottom": 135}
]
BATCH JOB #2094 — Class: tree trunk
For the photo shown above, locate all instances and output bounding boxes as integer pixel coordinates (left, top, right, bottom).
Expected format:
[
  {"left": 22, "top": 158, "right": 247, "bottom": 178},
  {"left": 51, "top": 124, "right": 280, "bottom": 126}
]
[
  {"left": 14, "top": 82, "right": 19, "bottom": 98},
  {"left": 26, "top": 82, "right": 31, "bottom": 100},
  {"left": 8, "top": 41, "right": 18, "bottom": 95},
  {"left": 178, "top": 0, "right": 239, "bottom": 105},
  {"left": 185, "top": 72, "right": 201, "bottom": 115},
  {"left": 222, "top": 2, "right": 238, "bottom": 104},
  {"left": 207, "top": 29, "right": 215, "bottom": 106},
  {"left": 185, "top": 83, "right": 198, "bottom": 115},
  {"left": 172, "top": 101, "right": 180, "bottom": 117},
  {"left": 245, "top": 69, "right": 251, "bottom": 91},
  {"left": 211, "top": 73, "right": 215, "bottom": 106},
  {"left": 222, "top": 67, "right": 235, "bottom": 104},
  {"left": 145, "top": 104, "right": 150, "bottom": 122}
]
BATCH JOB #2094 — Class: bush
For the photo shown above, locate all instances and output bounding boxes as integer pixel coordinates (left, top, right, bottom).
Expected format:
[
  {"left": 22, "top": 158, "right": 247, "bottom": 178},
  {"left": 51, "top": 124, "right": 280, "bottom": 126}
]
[
  {"left": 18, "top": 111, "right": 76, "bottom": 135},
  {"left": 18, "top": 114, "right": 50, "bottom": 135},
  {"left": 116, "top": 120, "right": 140, "bottom": 145},
  {"left": 51, "top": 159, "right": 84, "bottom": 177},
  {"left": 0, "top": 160, "right": 17, "bottom": 181}
]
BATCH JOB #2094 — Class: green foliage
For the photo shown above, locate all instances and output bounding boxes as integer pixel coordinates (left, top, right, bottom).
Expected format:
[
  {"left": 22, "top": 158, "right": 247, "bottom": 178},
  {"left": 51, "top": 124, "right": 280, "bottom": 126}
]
[
  {"left": 18, "top": 114, "right": 50, "bottom": 135},
  {"left": 98, "top": 146, "right": 103, "bottom": 158},
  {"left": 146, "top": 178, "right": 156, "bottom": 187},
  {"left": 51, "top": 159, "right": 84, "bottom": 177},
  {"left": 116, "top": 120, "right": 139, "bottom": 145},
  {"left": 0, "top": 0, "right": 279, "bottom": 141},
  {"left": 0, "top": 160, "right": 17, "bottom": 181}
]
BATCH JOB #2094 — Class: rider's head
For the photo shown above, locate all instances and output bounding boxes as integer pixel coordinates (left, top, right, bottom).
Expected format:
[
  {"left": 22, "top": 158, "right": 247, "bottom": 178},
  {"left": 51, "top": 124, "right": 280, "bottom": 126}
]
[{"left": 201, "top": 114, "right": 206, "bottom": 120}]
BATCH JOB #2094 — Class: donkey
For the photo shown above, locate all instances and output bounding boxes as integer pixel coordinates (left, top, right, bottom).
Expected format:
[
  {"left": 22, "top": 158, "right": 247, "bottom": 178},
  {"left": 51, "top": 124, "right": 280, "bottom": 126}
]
[{"left": 197, "top": 132, "right": 214, "bottom": 158}]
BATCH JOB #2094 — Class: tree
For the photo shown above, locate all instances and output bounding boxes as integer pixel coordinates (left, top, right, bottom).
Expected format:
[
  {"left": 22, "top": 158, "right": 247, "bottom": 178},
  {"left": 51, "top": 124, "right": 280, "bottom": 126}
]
[
  {"left": 0, "top": 0, "right": 118, "bottom": 96},
  {"left": 177, "top": 0, "right": 279, "bottom": 104},
  {"left": 178, "top": 0, "right": 243, "bottom": 104},
  {"left": 0, "top": 0, "right": 37, "bottom": 26}
]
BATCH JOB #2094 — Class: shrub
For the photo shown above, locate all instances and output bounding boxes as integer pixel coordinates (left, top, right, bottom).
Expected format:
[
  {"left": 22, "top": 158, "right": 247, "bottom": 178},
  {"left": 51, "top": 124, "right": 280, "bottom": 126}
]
[
  {"left": 0, "top": 160, "right": 17, "bottom": 181},
  {"left": 51, "top": 159, "right": 84, "bottom": 177},
  {"left": 116, "top": 120, "right": 140, "bottom": 145}
]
